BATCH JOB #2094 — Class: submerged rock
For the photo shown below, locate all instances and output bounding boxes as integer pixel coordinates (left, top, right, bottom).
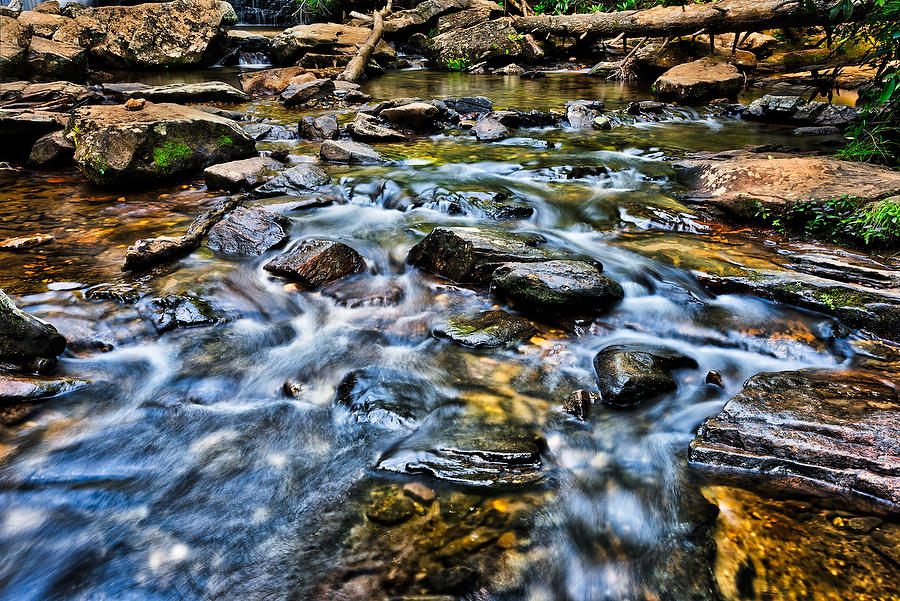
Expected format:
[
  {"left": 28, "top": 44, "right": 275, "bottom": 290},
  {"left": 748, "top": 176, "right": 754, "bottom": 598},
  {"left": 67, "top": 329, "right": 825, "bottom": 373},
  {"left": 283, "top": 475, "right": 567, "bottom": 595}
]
[
  {"left": 67, "top": 102, "right": 256, "bottom": 186},
  {"left": 653, "top": 57, "right": 744, "bottom": 103},
  {"left": 406, "top": 227, "right": 556, "bottom": 283},
  {"left": 335, "top": 366, "right": 444, "bottom": 430},
  {"left": 0, "top": 233, "right": 55, "bottom": 250},
  {"left": 0, "top": 373, "right": 87, "bottom": 403},
  {"left": 322, "top": 275, "right": 405, "bottom": 308},
  {"left": 207, "top": 206, "right": 288, "bottom": 256},
  {"left": 0, "top": 288, "right": 67, "bottom": 361},
  {"left": 255, "top": 163, "right": 330, "bottom": 197},
  {"left": 319, "top": 139, "right": 383, "bottom": 165},
  {"left": 365, "top": 486, "right": 417, "bottom": 525},
  {"left": 434, "top": 310, "right": 535, "bottom": 348},
  {"left": 690, "top": 368, "right": 900, "bottom": 509},
  {"left": 204, "top": 156, "right": 281, "bottom": 191},
  {"left": 490, "top": 260, "right": 624, "bottom": 314},
  {"left": 593, "top": 344, "right": 698, "bottom": 407},
  {"left": 139, "top": 294, "right": 219, "bottom": 333},
  {"left": 265, "top": 239, "right": 365, "bottom": 288}
]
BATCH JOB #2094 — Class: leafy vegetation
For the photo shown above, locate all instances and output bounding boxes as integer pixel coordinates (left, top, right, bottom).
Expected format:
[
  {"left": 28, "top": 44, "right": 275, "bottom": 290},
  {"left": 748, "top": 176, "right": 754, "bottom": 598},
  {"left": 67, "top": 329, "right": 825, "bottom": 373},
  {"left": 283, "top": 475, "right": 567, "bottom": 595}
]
[
  {"left": 445, "top": 55, "right": 471, "bottom": 71},
  {"left": 530, "top": 0, "right": 705, "bottom": 15},
  {"left": 754, "top": 196, "right": 900, "bottom": 248},
  {"left": 291, "top": 0, "right": 335, "bottom": 23},
  {"left": 153, "top": 142, "right": 192, "bottom": 170}
]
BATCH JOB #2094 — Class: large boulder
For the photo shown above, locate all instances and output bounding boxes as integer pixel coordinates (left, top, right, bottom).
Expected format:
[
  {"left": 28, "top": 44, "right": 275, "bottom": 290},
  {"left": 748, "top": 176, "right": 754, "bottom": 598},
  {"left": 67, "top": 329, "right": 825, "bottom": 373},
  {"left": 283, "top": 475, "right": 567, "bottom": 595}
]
[
  {"left": 51, "top": 0, "right": 237, "bottom": 68},
  {"left": 66, "top": 102, "right": 256, "bottom": 186},
  {"left": 119, "top": 82, "right": 248, "bottom": 104},
  {"left": 653, "top": 57, "right": 744, "bottom": 103},
  {"left": 674, "top": 150, "right": 900, "bottom": 219},
  {"left": 689, "top": 368, "right": 900, "bottom": 509},
  {"left": 319, "top": 139, "right": 383, "bottom": 165},
  {"left": 26, "top": 36, "right": 86, "bottom": 79},
  {"left": 406, "top": 226, "right": 559, "bottom": 283},
  {"left": 0, "top": 288, "right": 67, "bottom": 362},
  {"left": 428, "top": 18, "right": 538, "bottom": 68},
  {"left": 207, "top": 206, "right": 288, "bottom": 256},
  {"left": 1, "top": 14, "right": 29, "bottom": 47},
  {"left": 269, "top": 23, "right": 395, "bottom": 66},
  {"left": 17, "top": 10, "right": 69, "bottom": 38},
  {"left": 384, "top": 0, "right": 501, "bottom": 35},
  {"left": 203, "top": 156, "right": 281, "bottom": 191},
  {"left": 264, "top": 239, "right": 366, "bottom": 288},
  {"left": 593, "top": 344, "right": 698, "bottom": 407},
  {"left": 490, "top": 260, "right": 624, "bottom": 313},
  {"left": 743, "top": 94, "right": 859, "bottom": 127}
]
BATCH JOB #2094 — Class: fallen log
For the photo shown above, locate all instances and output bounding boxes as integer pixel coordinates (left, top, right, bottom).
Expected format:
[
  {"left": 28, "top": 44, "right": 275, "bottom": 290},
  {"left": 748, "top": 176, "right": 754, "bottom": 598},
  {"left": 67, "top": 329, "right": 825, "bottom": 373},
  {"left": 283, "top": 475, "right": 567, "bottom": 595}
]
[
  {"left": 512, "top": 0, "right": 872, "bottom": 39},
  {"left": 337, "top": 0, "right": 393, "bottom": 83},
  {"left": 123, "top": 195, "right": 245, "bottom": 271}
]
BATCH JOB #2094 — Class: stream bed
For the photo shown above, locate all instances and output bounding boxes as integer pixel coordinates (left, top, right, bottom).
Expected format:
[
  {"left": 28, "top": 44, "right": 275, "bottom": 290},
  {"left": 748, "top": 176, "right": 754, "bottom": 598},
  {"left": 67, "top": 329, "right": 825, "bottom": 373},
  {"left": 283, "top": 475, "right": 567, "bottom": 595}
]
[{"left": 1, "top": 71, "right": 897, "bottom": 601}]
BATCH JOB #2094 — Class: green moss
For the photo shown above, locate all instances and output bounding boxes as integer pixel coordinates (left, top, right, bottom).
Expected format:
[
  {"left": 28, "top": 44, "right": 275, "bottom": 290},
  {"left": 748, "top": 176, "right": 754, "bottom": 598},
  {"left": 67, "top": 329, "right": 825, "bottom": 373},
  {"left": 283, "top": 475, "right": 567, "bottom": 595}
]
[
  {"left": 813, "top": 287, "right": 876, "bottom": 310},
  {"left": 218, "top": 135, "right": 234, "bottom": 148},
  {"left": 153, "top": 141, "right": 192, "bottom": 170}
]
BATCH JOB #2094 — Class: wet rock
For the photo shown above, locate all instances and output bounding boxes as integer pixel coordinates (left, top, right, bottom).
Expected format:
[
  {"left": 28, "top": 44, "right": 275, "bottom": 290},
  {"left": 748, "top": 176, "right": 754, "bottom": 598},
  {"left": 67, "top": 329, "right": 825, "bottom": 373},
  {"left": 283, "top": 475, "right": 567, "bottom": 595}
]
[
  {"left": 119, "top": 82, "right": 248, "bottom": 104},
  {"left": 593, "top": 344, "right": 698, "bottom": 407},
  {"left": 794, "top": 125, "right": 841, "bottom": 136},
  {"left": 380, "top": 101, "right": 442, "bottom": 129},
  {"left": 319, "top": 139, "right": 384, "bottom": 165},
  {"left": 26, "top": 36, "right": 86, "bottom": 80},
  {"left": 0, "top": 288, "right": 67, "bottom": 361},
  {"left": 270, "top": 23, "right": 395, "bottom": 66},
  {"left": 28, "top": 129, "right": 72, "bottom": 166},
  {"left": 140, "top": 294, "right": 218, "bottom": 333},
  {"left": 0, "top": 373, "right": 87, "bottom": 403},
  {"left": 298, "top": 113, "right": 338, "bottom": 140},
  {"left": 406, "top": 226, "right": 556, "bottom": 283},
  {"left": 592, "top": 116, "right": 612, "bottom": 130},
  {"left": 343, "top": 89, "right": 372, "bottom": 104},
  {"left": 207, "top": 206, "right": 288, "bottom": 256},
  {"left": 587, "top": 60, "right": 618, "bottom": 78},
  {"left": 335, "top": 366, "right": 443, "bottom": 430},
  {"left": 472, "top": 117, "right": 511, "bottom": 142},
  {"left": 255, "top": 163, "right": 330, "bottom": 197},
  {"left": 322, "top": 275, "right": 405, "bottom": 308},
  {"left": 240, "top": 122, "right": 294, "bottom": 141},
  {"left": 673, "top": 150, "right": 900, "bottom": 220},
  {"left": 366, "top": 486, "right": 417, "bottom": 525},
  {"left": 281, "top": 78, "right": 335, "bottom": 107},
  {"left": 493, "top": 63, "right": 524, "bottom": 75},
  {"left": 0, "top": 108, "right": 66, "bottom": 161},
  {"left": 563, "top": 389, "right": 597, "bottom": 421},
  {"left": 689, "top": 368, "right": 900, "bottom": 509},
  {"left": 0, "top": 162, "right": 22, "bottom": 183},
  {"left": 239, "top": 66, "right": 312, "bottom": 96},
  {"left": 0, "top": 233, "right": 54, "bottom": 250},
  {"left": 264, "top": 239, "right": 365, "bottom": 288},
  {"left": 51, "top": 0, "right": 236, "bottom": 68},
  {"left": 653, "top": 57, "right": 744, "bottom": 103},
  {"left": 378, "top": 406, "right": 545, "bottom": 488},
  {"left": 225, "top": 28, "right": 271, "bottom": 54},
  {"left": 436, "top": 192, "right": 533, "bottom": 220},
  {"left": 705, "top": 370, "right": 724, "bottom": 387},
  {"left": 743, "top": 94, "right": 859, "bottom": 127},
  {"left": 346, "top": 112, "right": 406, "bottom": 142},
  {"left": 434, "top": 310, "right": 535, "bottom": 349},
  {"left": 18, "top": 10, "right": 68, "bottom": 38},
  {"left": 204, "top": 156, "right": 281, "bottom": 192},
  {"left": 66, "top": 102, "right": 255, "bottom": 186},
  {"left": 490, "top": 260, "right": 624, "bottom": 314},
  {"left": 442, "top": 96, "right": 492, "bottom": 115},
  {"left": 566, "top": 101, "right": 602, "bottom": 128},
  {"left": 625, "top": 100, "right": 665, "bottom": 115},
  {"left": 402, "top": 482, "right": 436, "bottom": 504}
]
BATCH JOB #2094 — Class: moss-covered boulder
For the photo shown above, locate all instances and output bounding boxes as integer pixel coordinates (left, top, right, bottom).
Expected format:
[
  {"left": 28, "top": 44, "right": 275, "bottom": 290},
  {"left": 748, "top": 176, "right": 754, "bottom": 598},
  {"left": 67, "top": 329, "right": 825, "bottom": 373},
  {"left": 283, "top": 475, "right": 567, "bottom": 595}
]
[
  {"left": 0, "top": 288, "right": 67, "bottom": 362},
  {"left": 66, "top": 102, "right": 256, "bottom": 186},
  {"left": 433, "top": 310, "right": 535, "bottom": 348}
]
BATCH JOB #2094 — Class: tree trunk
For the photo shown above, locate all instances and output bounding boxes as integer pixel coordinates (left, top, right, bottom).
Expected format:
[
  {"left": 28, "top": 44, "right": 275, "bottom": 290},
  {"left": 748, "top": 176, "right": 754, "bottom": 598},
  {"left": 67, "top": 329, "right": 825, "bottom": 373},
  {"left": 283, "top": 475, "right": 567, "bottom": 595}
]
[
  {"left": 512, "top": 0, "right": 872, "bottom": 40},
  {"left": 338, "top": 0, "right": 393, "bottom": 83}
]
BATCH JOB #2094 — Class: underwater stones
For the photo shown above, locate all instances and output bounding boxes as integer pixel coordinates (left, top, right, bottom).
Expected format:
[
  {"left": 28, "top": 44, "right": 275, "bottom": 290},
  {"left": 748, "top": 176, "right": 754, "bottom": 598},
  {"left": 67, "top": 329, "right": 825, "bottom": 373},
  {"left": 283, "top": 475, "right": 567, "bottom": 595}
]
[
  {"left": 490, "top": 260, "right": 624, "bottom": 314},
  {"left": 255, "top": 163, "right": 330, "bottom": 197},
  {"left": 298, "top": 113, "right": 338, "bottom": 140},
  {"left": 653, "top": 57, "right": 744, "bottom": 103},
  {"left": 593, "top": 344, "right": 698, "bottom": 407},
  {"left": 204, "top": 156, "right": 281, "bottom": 192},
  {"left": 406, "top": 227, "right": 554, "bottom": 283},
  {"left": 322, "top": 275, "right": 405, "bottom": 308},
  {"left": 66, "top": 102, "right": 255, "bottom": 186},
  {"left": 139, "top": 295, "right": 218, "bottom": 333},
  {"left": 120, "top": 81, "right": 248, "bottom": 104},
  {"left": 265, "top": 239, "right": 365, "bottom": 288},
  {"left": 206, "top": 206, "right": 288, "bottom": 256},
  {"left": 319, "top": 139, "right": 384, "bottom": 165},
  {"left": 0, "top": 288, "right": 67, "bottom": 362},
  {"left": 377, "top": 407, "right": 545, "bottom": 488},
  {"left": 366, "top": 486, "right": 417, "bottom": 525},
  {"left": 472, "top": 117, "right": 511, "bottom": 142},
  {"left": 281, "top": 78, "right": 335, "bottom": 107},
  {"left": 346, "top": 112, "right": 406, "bottom": 142},
  {"left": 0, "top": 373, "right": 87, "bottom": 403},
  {"left": 563, "top": 389, "right": 598, "bottom": 421},
  {"left": 689, "top": 368, "right": 900, "bottom": 509},
  {"left": 434, "top": 310, "right": 535, "bottom": 349},
  {"left": 335, "top": 366, "right": 443, "bottom": 430}
]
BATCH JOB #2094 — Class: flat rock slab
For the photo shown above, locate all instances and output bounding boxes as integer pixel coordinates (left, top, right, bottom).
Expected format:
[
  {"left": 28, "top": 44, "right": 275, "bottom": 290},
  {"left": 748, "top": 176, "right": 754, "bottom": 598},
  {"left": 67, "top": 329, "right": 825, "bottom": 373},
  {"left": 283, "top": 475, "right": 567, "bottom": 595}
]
[
  {"left": 120, "top": 82, "right": 248, "bottom": 104},
  {"left": 264, "top": 239, "right": 365, "bottom": 288},
  {"left": 255, "top": 163, "right": 330, "bottom": 197},
  {"left": 674, "top": 150, "right": 900, "bottom": 218},
  {"left": 654, "top": 57, "right": 744, "bottom": 103},
  {"left": 319, "top": 139, "right": 383, "bottom": 165},
  {"left": 594, "top": 344, "right": 698, "bottom": 407},
  {"left": 207, "top": 206, "right": 288, "bottom": 256},
  {"left": 204, "top": 156, "right": 281, "bottom": 191},
  {"left": 406, "top": 226, "right": 558, "bottom": 283},
  {"left": 434, "top": 310, "right": 535, "bottom": 348},
  {"left": 689, "top": 368, "right": 900, "bottom": 510},
  {"left": 0, "top": 373, "right": 88, "bottom": 403},
  {"left": 490, "top": 260, "right": 624, "bottom": 313}
]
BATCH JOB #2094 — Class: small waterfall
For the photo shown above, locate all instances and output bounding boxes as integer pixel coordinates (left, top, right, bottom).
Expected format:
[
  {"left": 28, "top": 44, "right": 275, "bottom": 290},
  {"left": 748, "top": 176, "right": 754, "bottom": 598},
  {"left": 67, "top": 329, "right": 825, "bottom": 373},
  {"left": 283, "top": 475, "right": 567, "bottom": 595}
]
[{"left": 232, "top": 0, "right": 297, "bottom": 26}]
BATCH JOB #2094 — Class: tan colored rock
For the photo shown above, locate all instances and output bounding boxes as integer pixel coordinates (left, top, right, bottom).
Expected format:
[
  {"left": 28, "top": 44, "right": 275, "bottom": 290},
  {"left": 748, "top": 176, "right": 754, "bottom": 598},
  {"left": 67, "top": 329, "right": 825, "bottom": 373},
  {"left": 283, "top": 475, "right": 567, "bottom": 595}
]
[
  {"left": 1, "top": 14, "right": 30, "bottom": 46},
  {"left": 26, "top": 36, "right": 86, "bottom": 79},
  {"left": 32, "top": 1, "right": 61, "bottom": 14},
  {"left": 653, "top": 57, "right": 744, "bottom": 103},
  {"left": 240, "top": 66, "right": 312, "bottom": 96},
  {"left": 270, "top": 23, "right": 395, "bottom": 66},
  {"left": 124, "top": 97, "right": 145, "bottom": 111},
  {"left": 17, "top": 10, "right": 69, "bottom": 38},
  {"left": 429, "top": 18, "right": 533, "bottom": 67},
  {"left": 51, "top": 0, "right": 236, "bottom": 68}
]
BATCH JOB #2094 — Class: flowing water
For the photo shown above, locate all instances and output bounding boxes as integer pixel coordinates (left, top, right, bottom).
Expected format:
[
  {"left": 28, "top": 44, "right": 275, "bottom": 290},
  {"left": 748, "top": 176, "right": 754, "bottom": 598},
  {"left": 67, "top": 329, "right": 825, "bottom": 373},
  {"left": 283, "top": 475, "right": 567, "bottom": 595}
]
[{"left": 0, "top": 71, "right": 896, "bottom": 601}]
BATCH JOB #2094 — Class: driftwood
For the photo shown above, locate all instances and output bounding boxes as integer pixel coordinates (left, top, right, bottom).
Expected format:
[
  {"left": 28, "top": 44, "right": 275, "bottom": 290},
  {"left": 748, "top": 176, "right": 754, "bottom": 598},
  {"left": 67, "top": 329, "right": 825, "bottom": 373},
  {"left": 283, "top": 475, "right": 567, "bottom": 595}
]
[
  {"left": 512, "top": 0, "right": 872, "bottom": 39},
  {"left": 337, "top": 0, "right": 393, "bottom": 83},
  {"left": 123, "top": 195, "right": 245, "bottom": 271}
]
